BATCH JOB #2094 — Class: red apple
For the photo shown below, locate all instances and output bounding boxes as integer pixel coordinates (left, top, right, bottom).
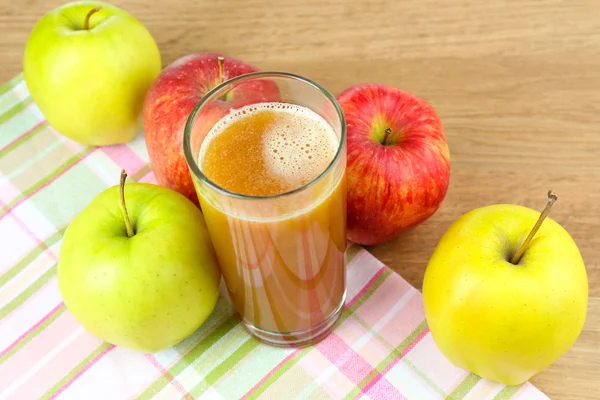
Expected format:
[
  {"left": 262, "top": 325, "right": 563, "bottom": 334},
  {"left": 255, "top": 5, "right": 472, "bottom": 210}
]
[
  {"left": 337, "top": 83, "right": 450, "bottom": 246},
  {"left": 143, "top": 53, "right": 278, "bottom": 205}
]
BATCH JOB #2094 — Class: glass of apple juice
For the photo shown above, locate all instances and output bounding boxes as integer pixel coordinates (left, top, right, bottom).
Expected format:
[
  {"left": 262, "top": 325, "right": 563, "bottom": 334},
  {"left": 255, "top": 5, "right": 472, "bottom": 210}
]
[{"left": 183, "top": 71, "right": 347, "bottom": 347}]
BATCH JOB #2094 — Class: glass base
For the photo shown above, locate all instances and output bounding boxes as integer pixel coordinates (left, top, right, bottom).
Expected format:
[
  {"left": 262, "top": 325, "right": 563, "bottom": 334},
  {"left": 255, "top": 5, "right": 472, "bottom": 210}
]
[{"left": 241, "top": 291, "right": 347, "bottom": 348}]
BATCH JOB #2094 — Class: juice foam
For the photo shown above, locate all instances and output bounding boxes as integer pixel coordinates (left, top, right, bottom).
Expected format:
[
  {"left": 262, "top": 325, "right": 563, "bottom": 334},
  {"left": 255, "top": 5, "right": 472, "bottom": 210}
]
[{"left": 199, "top": 102, "right": 338, "bottom": 197}]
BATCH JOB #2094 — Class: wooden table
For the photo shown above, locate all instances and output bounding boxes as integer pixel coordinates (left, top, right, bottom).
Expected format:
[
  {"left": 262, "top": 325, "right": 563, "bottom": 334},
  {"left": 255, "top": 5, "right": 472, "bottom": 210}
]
[{"left": 1, "top": 0, "right": 598, "bottom": 398}]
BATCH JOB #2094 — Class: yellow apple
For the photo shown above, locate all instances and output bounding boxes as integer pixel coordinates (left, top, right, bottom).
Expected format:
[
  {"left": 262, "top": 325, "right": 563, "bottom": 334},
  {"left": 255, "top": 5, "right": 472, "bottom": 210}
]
[
  {"left": 23, "top": 1, "right": 161, "bottom": 145},
  {"left": 422, "top": 193, "right": 588, "bottom": 385}
]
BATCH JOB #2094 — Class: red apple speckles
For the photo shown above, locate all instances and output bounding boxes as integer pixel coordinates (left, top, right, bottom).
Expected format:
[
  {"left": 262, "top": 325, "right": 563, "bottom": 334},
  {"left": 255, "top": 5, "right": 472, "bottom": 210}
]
[{"left": 337, "top": 83, "right": 450, "bottom": 245}]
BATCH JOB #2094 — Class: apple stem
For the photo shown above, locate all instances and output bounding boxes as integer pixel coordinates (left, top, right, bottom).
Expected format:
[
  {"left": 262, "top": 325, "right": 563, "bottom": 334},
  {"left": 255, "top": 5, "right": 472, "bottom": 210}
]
[
  {"left": 119, "top": 170, "right": 135, "bottom": 238},
  {"left": 510, "top": 190, "right": 558, "bottom": 265},
  {"left": 382, "top": 128, "right": 393, "bottom": 146},
  {"left": 218, "top": 56, "right": 225, "bottom": 85},
  {"left": 83, "top": 7, "right": 101, "bottom": 30}
]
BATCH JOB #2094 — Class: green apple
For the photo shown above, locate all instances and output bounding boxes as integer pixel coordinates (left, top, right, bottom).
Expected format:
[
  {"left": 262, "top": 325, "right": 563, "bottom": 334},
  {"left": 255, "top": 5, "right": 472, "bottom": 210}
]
[
  {"left": 57, "top": 171, "right": 221, "bottom": 353},
  {"left": 23, "top": 1, "right": 161, "bottom": 146},
  {"left": 423, "top": 192, "right": 588, "bottom": 385}
]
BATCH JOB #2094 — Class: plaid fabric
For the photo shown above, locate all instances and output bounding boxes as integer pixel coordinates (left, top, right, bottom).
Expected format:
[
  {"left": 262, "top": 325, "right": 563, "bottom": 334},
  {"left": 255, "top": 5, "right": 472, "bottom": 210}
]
[{"left": 0, "top": 74, "right": 549, "bottom": 400}]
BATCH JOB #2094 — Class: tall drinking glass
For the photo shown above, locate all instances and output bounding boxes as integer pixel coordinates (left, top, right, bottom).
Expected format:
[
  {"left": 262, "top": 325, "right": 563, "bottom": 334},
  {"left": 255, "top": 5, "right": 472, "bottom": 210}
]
[{"left": 183, "top": 72, "right": 346, "bottom": 347}]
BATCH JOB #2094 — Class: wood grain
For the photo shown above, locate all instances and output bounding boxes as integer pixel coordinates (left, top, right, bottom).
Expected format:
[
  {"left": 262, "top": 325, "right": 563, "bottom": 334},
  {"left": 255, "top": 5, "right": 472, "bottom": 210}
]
[{"left": 1, "top": 0, "right": 599, "bottom": 397}]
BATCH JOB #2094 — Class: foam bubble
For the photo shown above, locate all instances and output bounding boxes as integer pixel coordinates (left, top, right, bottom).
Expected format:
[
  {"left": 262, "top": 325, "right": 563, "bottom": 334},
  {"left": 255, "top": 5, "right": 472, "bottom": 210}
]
[{"left": 258, "top": 105, "right": 338, "bottom": 186}]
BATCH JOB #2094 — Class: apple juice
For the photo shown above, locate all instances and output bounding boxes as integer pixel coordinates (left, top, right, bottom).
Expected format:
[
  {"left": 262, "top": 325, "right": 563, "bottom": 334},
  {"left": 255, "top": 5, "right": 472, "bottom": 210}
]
[{"left": 196, "top": 102, "right": 346, "bottom": 343}]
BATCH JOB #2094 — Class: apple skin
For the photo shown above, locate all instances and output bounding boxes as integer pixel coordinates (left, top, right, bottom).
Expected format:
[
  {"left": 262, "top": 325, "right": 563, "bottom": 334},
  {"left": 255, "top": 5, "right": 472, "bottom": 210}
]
[
  {"left": 23, "top": 1, "right": 161, "bottom": 146},
  {"left": 336, "top": 83, "right": 451, "bottom": 246},
  {"left": 422, "top": 204, "right": 588, "bottom": 385},
  {"left": 57, "top": 182, "right": 221, "bottom": 353},
  {"left": 143, "top": 53, "right": 280, "bottom": 205}
]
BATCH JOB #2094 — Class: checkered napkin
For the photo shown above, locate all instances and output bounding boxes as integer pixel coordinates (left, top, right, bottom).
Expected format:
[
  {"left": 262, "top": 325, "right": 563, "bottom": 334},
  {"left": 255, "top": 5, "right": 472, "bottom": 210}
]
[{"left": 0, "top": 73, "right": 549, "bottom": 400}]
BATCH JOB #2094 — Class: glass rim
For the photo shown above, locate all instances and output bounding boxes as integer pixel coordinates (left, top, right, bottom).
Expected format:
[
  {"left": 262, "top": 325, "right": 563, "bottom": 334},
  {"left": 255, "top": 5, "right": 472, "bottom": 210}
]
[{"left": 183, "top": 70, "right": 347, "bottom": 201}]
